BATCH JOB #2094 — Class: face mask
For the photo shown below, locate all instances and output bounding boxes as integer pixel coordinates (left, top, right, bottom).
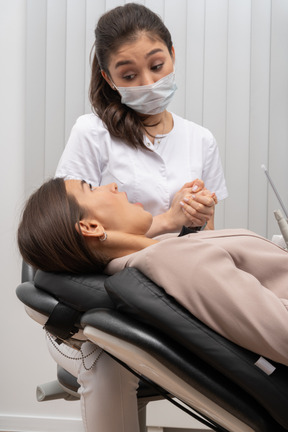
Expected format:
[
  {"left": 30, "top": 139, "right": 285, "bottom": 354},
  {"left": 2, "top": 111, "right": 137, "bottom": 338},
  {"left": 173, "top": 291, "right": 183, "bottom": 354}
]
[{"left": 114, "top": 71, "right": 177, "bottom": 115}]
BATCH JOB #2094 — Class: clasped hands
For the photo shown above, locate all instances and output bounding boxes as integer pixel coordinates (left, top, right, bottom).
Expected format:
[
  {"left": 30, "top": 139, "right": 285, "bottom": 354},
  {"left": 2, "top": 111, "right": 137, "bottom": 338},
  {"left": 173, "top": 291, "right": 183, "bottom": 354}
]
[{"left": 168, "top": 179, "right": 217, "bottom": 231}]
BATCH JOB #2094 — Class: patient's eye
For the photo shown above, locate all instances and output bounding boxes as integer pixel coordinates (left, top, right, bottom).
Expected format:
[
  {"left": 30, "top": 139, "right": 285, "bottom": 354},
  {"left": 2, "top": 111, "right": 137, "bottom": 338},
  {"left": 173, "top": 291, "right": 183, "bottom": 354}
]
[{"left": 89, "top": 183, "right": 93, "bottom": 190}]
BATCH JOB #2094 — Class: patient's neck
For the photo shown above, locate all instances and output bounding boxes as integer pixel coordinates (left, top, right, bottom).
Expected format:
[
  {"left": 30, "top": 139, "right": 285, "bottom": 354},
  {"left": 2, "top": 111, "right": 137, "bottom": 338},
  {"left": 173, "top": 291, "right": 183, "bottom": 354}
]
[
  {"left": 107, "top": 233, "right": 158, "bottom": 259},
  {"left": 90, "top": 233, "right": 158, "bottom": 260}
]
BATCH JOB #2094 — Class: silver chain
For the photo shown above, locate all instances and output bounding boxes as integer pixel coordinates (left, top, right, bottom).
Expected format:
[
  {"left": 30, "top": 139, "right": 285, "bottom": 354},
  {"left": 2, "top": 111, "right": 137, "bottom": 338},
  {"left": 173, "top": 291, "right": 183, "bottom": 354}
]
[{"left": 46, "top": 331, "right": 104, "bottom": 371}]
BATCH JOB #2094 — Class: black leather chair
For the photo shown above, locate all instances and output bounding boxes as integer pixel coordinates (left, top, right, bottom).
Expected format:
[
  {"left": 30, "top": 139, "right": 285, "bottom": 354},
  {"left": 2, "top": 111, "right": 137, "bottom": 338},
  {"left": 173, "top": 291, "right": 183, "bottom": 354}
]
[{"left": 17, "top": 264, "right": 288, "bottom": 432}]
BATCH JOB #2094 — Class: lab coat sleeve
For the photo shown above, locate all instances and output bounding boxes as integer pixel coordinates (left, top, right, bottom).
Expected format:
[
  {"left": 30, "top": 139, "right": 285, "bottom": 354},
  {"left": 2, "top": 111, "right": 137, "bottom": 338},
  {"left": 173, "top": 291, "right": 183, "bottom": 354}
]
[
  {"left": 55, "top": 115, "right": 106, "bottom": 186},
  {"left": 201, "top": 132, "right": 228, "bottom": 201}
]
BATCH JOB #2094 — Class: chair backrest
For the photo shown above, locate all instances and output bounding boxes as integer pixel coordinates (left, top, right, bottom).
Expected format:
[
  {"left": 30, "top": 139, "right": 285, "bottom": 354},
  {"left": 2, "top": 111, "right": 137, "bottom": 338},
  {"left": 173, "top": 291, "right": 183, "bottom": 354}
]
[{"left": 104, "top": 267, "right": 288, "bottom": 431}]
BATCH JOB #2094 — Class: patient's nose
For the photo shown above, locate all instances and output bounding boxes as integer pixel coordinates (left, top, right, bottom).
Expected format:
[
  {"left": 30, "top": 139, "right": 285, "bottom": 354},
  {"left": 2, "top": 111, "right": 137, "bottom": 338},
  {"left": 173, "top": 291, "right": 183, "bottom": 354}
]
[{"left": 108, "top": 182, "right": 118, "bottom": 192}]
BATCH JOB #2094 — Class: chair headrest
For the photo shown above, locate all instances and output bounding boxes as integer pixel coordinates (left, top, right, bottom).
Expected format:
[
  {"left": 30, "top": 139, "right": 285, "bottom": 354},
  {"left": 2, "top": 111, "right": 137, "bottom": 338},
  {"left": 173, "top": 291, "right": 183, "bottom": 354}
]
[{"left": 34, "top": 270, "right": 115, "bottom": 311}]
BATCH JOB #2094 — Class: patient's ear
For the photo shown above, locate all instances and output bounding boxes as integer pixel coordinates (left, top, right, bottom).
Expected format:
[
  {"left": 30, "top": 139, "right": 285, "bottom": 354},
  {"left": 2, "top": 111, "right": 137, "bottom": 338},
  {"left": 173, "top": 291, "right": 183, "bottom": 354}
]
[{"left": 75, "top": 219, "right": 105, "bottom": 238}]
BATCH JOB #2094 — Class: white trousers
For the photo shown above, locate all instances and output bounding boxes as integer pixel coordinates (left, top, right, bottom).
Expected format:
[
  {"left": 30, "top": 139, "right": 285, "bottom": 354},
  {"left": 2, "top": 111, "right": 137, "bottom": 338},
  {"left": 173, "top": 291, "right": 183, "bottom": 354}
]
[{"left": 46, "top": 334, "right": 140, "bottom": 432}]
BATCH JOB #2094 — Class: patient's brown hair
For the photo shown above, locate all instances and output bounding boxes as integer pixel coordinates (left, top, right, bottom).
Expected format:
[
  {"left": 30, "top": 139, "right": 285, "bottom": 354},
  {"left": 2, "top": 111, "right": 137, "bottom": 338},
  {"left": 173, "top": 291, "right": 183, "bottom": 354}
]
[{"left": 18, "top": 178, "right": 109, "bottom": 274}]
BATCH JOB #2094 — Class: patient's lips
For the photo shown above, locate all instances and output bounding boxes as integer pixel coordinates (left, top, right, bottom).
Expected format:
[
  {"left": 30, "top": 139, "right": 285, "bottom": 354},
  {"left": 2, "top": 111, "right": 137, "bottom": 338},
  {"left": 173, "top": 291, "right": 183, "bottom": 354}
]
[{"left": 134, "top": 202, "right": 143, "bottom": 207}]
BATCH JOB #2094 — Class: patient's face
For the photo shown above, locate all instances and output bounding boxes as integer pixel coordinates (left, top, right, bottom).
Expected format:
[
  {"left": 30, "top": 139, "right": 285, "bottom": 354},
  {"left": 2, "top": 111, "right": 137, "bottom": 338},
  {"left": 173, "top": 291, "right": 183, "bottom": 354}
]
[{"left": 65, "top": 180, "right": 153, "bottom": 235}]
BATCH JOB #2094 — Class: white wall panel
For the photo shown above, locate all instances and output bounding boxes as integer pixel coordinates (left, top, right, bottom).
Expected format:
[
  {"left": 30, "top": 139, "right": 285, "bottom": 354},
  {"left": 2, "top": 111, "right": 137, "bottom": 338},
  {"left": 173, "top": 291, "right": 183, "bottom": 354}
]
[
  {"left": 165, "top": 0, "right": 188, "bottom": 117},
  {"left": 65, "top": 0, "right": 86, "bottom": 144},
  {"left": 185, "top": 0, "right": 205, "bottom": 125},
  {"left": 203, "top": 0, "right": 228, "bottom": 147},
  {"left": 25, "top": 0, "right": 47, "bottom": 194},
  {"left": 85, "top": 0, "right": 106, "bottom": 113},
  {"left": 268, "top": 0, "right": 288, "bottom": 239},
  {"left": 224, "top": 0, "right": 251, "bottom": 228},
  {"left": 248, "top": 0, "right": 271, "bottom": 235},
  {"left": 106, "top": 0, "right": 125, "bottom": 10},
  {"left": 202, "top": 0, "right": 229, "bottom": 228},
  {"left": 45, "top": 0, "right": 67, "bottom": 178},
  {"left": 146, "top": 0, "right": 165, "bottom": 16}
]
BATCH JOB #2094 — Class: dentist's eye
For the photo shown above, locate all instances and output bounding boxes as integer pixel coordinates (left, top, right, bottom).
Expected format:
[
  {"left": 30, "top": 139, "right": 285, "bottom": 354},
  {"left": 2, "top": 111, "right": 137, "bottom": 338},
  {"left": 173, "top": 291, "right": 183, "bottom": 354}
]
[
  {"left": 123, "top": 74, "right": 136, "bottom": 81},
  {"left": 151, "top": 63, "right": 163, "bottom": 71}
]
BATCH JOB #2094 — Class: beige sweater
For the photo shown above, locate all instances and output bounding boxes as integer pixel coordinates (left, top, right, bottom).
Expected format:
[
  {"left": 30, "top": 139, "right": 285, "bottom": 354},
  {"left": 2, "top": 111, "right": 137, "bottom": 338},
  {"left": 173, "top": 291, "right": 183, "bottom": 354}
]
[{"left": 106, "top": 229, "right": 288, "bottom": 366}]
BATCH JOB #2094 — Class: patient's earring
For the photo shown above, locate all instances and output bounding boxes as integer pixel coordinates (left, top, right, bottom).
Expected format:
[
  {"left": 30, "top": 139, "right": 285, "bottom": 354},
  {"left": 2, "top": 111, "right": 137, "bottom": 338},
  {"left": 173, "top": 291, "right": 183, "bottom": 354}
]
[{"left": 99, "top": 232, "right": 107, "bottom": 242}]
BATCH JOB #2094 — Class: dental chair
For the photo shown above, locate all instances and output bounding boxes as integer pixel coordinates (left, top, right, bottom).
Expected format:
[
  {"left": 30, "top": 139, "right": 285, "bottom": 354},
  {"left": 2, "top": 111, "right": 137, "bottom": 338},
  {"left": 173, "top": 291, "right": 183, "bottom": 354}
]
[
  {"left": 16, "top": 263, "right": 288, "bottom": 432},
  {"left": 17, "top": 263, "right": 160, "bottom": 432}
]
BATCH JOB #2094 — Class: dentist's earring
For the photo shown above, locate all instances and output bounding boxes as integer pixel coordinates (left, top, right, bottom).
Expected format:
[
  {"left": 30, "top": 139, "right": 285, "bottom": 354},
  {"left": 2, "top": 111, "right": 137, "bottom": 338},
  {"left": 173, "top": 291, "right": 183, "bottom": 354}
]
[{"left": 99, "top": 232, "right": 107, "bottom": 242}]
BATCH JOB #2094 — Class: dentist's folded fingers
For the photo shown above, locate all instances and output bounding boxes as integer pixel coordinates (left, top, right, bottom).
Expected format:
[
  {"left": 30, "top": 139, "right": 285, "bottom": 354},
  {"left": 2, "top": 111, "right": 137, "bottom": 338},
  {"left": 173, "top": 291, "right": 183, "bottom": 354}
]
[
  {"left": 182, "top": 194, "right": 215, "bottom": 213},
  {"left": 166, "top": 180, "right": 213, "bottom": 230},
  {"left": 180, "top": 204, "right": 210, "bottom": 226},
  {"left": 212, "top": 192, "right": 218, "bottom": 205},
  {"left": 181, "top": 179, "right": 205, "bottom": 193},
  {"left": 180, "top": 193, "right": 215, "bottom": 226}
]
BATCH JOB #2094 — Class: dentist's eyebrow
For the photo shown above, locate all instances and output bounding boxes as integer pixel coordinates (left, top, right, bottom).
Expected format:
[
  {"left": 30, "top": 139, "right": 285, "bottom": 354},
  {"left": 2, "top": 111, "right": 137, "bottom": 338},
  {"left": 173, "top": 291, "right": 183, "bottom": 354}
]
[
  {"left": 145, "top": 48, "right": 164, "bottom": 58},
  {"left": 115, "top": 59, "right": 134, "bottom": 69},
  {"left": 114, "top": 48, "right": 164, "bottom": 69}
]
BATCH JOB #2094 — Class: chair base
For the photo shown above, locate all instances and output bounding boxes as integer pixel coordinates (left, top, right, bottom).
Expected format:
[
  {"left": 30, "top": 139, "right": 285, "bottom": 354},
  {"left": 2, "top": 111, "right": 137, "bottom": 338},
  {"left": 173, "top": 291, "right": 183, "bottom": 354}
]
[{"left": 36, "top": 380, "right": 79, "bottom": 402}]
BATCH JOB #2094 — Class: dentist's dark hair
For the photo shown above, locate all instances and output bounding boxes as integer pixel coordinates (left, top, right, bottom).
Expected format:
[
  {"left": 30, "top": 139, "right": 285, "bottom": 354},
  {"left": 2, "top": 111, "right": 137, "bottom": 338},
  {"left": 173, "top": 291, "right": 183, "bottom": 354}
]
[
  {"left": 89, "top": 2, "right": 173, "bottom": 149},
  {"left": 18, "top": 178, "right": 109, "bottom": 274}
]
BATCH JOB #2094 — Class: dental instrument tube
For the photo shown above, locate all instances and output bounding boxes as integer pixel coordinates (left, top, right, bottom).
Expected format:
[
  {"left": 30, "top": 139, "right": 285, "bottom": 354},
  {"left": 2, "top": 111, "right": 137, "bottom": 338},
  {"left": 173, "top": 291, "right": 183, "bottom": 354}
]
[
  {"left": 274, "top": 209, "right": 288, "bottom": 249},
  {"left": 261, "top": 165, "right": 288, "bottom": 220}
]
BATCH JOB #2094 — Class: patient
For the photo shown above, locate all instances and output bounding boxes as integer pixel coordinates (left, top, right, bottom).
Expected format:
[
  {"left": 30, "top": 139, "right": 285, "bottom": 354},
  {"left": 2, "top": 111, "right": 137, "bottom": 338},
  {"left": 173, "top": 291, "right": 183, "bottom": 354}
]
[{"left": 18, "top": 178, "right": 288, "bottom": 368}]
